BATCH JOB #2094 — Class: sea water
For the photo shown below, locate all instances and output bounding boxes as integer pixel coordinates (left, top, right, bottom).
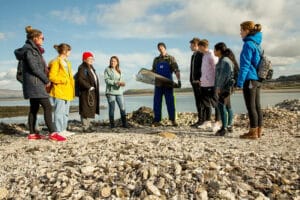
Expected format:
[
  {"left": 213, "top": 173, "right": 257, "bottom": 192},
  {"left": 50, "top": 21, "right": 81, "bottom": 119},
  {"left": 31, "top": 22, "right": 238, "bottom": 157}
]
[{"left": 0, "top": 92, "right": 299, "bottom": 124}]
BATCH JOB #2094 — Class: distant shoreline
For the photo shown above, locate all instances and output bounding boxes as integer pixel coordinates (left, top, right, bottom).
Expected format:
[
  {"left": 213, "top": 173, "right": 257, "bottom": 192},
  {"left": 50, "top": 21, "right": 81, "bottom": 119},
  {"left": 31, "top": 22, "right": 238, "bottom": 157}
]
[
  {"left": 124, "top": 88, "right": 300, "bottom": 96},
  {"left": 0, "top": 88, "right": 299, "bottom": 100}
]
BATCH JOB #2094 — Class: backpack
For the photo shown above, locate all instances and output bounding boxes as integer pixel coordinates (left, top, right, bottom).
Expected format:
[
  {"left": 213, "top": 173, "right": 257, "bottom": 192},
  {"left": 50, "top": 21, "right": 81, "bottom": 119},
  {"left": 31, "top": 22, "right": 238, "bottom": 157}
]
[
  {"left": 254, "top": 43, "right": 273, "bottom": 82},
  {"left": 16, "top": 60, "right": 24, "bottom": 83},
  {"left": 15, "top": 47, "right": 27, "bottom": 84}
]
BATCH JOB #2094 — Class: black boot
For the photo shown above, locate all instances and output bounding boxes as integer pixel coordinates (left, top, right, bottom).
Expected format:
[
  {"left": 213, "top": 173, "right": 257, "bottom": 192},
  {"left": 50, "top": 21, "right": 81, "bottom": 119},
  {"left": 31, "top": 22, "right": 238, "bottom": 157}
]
[
  {"left": 121, "top": 114, "right": 128, "bottom": 128},
  {"left": 109, "top": 117, "right": 115, "bottom": 128}
]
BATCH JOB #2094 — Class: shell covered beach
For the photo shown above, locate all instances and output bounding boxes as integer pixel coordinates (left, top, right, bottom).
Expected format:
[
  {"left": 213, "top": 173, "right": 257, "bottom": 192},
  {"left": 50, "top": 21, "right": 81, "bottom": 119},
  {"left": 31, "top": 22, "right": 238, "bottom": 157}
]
[{"left": 0, "top": 100, "right": 299, "bottom": 199}]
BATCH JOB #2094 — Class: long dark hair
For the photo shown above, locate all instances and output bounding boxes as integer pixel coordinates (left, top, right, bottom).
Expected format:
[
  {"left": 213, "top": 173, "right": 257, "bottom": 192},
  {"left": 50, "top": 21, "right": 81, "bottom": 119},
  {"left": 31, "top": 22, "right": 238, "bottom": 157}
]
[
  {"left": 109, "top": 56, "right": 121, "bottom": 74},
  {"left": 214, "top": 42, "right": 239, "bottom": 80}
]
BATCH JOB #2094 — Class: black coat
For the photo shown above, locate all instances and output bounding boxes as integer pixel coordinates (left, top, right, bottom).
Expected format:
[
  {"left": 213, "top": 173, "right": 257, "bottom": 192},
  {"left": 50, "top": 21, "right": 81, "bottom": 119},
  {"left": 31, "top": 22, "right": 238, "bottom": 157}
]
[
  {"left": 77, "top": 62, "right": 100, "bottom": 118},
  {"left": 14, "top": 40, "right": 49, "bottom": 99},
  {"left": 190, "top": 51, "right": 203, "bottom": 83}
]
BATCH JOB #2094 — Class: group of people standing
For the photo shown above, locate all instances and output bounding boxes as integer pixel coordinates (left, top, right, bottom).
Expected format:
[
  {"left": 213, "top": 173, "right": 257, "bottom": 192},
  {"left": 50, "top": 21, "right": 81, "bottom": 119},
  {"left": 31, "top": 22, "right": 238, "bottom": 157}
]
[
  {"left": 14, "top": 20, "right": 264, "bottom": 141},
  {"left": 14, "top": 26, "right": 127, "bottom": 141},
  {"left": 189, "top": 37, "right": 236, "bottom": 136},
  {"left": 154, "top": 20, "right": 263, "bottom": 139},
  {"left": 188, "top": 20, "right": 263, "bottom": 139}
]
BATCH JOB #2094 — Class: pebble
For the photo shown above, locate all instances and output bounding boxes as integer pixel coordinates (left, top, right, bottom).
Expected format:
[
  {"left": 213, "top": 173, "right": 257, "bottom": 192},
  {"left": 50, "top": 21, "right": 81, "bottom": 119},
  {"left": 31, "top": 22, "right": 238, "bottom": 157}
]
[{"left": 0, "top": 99, "right": 299, "bottom": 199}]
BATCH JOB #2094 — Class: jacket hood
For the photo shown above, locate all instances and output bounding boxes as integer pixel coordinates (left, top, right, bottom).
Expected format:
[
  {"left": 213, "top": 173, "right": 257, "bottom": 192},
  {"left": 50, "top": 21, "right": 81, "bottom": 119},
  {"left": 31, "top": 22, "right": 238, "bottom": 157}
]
[
  {"left": 243, "top": 32, "right": 262, "bottom": 45},
  {"left": 14, "top": 46, "right": 28, "bottom": 60},
  {"left": 14, "top": 40, "right": 37, "bottom": 60}
]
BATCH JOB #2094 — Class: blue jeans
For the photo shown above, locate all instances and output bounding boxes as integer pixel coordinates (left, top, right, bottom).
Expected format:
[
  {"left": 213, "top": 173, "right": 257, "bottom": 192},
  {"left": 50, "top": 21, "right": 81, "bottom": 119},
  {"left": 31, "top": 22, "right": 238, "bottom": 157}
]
[
  {"left": 106, "top": 94, "right": 126, "bottom": 120},
  {"left": 53, "top": 98, "right": 70, "bottom": 132},
  {"left": 218, "top": 92, "right": 233, "bottom": 128}
]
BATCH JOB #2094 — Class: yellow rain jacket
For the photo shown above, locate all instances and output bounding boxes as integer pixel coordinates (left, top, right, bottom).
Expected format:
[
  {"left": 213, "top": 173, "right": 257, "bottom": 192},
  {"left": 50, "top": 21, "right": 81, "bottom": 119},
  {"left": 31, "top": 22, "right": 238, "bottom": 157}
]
[{"left": 48, "top": 57, "right": 75, "bottom": 101}]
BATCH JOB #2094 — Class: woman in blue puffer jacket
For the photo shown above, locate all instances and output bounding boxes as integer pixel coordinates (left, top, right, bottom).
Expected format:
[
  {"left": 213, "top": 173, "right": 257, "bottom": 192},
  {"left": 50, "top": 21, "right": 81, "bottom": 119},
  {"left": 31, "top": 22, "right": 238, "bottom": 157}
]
[{"left": 237, "top": 21, "right": 263, "bottom": 139}]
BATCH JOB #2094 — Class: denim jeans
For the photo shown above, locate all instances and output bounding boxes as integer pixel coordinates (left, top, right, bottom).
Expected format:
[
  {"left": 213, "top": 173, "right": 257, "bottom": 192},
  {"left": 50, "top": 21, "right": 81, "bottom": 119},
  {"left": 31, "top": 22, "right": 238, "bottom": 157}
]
[
  {"left": 53, "top": 98, "right": 70, "bottom": 132},
  {"left": 106, "top": 94, "right": 126, "bottom": 120},
  {"left": 218, "top": 92, "right": 233, "bottom": 128}
]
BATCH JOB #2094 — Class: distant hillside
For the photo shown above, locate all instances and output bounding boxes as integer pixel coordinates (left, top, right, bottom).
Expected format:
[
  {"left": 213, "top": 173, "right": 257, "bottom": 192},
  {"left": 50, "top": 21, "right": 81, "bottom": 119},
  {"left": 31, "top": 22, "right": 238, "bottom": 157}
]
[
  {"left": 264, "top": 74, "right": 300, "bottom": 89},
  {"left": 124, "top": 74, "right": 300, "bottom": 95},
  {"left": 0, "top": 89, "right": 23, "bottom": 99},
  {"left": 0, "top": 74, "right": 299, "bottom": 98}
]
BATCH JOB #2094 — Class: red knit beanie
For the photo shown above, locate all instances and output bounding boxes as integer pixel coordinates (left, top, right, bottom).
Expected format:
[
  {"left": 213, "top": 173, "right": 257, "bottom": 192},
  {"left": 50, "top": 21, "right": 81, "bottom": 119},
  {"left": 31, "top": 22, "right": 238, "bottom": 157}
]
[{"left": 82, "top": 52, "right": 94, "bottom": 61}]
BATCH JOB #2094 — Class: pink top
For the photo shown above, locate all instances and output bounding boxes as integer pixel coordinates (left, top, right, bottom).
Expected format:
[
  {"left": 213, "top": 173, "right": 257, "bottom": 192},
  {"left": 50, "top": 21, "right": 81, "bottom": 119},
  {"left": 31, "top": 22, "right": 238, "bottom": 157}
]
[{"left": 200, "top": 49, "right": 218, "bottom": 87}]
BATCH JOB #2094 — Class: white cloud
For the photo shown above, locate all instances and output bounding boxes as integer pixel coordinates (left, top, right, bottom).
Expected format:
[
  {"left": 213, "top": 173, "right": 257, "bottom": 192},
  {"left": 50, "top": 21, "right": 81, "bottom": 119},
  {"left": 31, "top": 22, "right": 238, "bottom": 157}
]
[
  {"left": 0, "top": 68, "right": 21, "bottom": 90},
  {"left": 269, "top": 56, "right": 300, "bottom": 67},
  {"left": 94, "top": 0, "right": 182, "bottom": 38},
  {"left": 50, "top": 8, "right": 87, "bottom": 25},
  {"left": 275, "top": 65, "right": 300, "bottom": 77},
  {"left": 94, "top": 0, "right": 300, "bottom": 58},
  {"left": 0, "top": 32, "right": 5, "bottom": 40}
]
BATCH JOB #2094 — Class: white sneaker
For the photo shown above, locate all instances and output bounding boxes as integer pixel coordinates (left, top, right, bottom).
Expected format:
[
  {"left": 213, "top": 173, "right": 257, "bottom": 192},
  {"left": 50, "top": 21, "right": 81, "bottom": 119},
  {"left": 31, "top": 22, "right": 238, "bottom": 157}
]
[
  {"left": 197, "top": 121, "right": 212, "bottom": 130},
  {"left": 60, "top": 130, "right": 75, "bottom": 137}
]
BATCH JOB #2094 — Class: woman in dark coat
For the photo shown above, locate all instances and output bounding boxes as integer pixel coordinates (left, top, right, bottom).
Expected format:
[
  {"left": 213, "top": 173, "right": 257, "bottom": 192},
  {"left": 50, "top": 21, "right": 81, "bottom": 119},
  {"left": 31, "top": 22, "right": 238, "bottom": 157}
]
[
  {"left": 77, "top": 52, "right": 100, "bottom": 132},
  {"left": 14, "top": 26, "right": 65, "bottom": 141}
]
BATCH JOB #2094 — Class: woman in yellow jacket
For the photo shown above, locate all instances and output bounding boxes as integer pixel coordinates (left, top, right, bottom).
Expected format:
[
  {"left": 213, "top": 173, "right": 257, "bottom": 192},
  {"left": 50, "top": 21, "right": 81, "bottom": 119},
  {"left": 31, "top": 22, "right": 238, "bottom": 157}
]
[{"left": 48, "top": 43, "right": 75, "bottom": 139}]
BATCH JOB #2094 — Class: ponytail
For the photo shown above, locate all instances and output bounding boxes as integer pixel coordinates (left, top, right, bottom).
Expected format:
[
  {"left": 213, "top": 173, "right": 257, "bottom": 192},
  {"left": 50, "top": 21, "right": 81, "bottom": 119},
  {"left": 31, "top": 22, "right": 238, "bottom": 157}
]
[
  {"left": 53, "top": 43, "right": 71, "bottom": 55},
  {"left": 240, "top": 21, "right": 262, "bottom": 34},
  {"left": 25, "top": 25, "right": 42, "bottom": 40}
]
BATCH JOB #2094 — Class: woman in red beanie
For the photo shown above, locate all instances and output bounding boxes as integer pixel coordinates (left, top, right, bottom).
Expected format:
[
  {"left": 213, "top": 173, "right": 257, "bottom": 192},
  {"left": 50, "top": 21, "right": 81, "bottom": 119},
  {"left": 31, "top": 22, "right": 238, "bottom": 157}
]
[{"left": 76, "top": 52, "right": 100, "bottom": 132}]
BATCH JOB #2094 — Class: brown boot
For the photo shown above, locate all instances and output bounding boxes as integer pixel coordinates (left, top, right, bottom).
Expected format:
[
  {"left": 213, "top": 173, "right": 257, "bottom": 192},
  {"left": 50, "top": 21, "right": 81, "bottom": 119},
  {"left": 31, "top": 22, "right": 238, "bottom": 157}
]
[
  {"left": 257, "top": 127, "right": 262, "bottom": 138},
  {"left": 240, "top": 128, "right": 258, "bottom": 139}
]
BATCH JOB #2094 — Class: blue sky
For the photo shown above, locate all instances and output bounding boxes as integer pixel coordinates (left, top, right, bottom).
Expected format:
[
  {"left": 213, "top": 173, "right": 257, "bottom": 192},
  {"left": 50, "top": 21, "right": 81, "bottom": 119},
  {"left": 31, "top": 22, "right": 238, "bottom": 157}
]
[{"left": 0, "top": 0, "right": 299, "bottom": 91}]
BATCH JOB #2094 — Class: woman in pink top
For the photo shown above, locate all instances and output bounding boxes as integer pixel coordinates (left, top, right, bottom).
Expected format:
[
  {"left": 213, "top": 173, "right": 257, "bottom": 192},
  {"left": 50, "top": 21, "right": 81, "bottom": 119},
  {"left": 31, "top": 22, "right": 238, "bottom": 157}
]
[{"left": 197, "top": 39, "right": 221, "bottom": 132}]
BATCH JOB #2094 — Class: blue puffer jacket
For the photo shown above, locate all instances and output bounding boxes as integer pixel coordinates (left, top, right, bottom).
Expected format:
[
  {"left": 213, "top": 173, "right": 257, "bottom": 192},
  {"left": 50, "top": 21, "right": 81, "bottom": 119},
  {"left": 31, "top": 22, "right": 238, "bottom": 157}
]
[
  {"left": 14, "top": 40, "right": 50, "bottom": 99},
  {"left": 237, "top": 32, "right": 262, "bottom": 88}
]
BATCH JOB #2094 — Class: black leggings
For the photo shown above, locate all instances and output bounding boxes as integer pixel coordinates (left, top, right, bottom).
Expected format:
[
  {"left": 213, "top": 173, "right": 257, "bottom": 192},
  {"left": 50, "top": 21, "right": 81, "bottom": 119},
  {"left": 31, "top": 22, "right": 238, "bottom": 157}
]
[
  {"left": 191, "top": 83, "right": 202, "bottom": 121},
  {"left": 29, "top": 98, "right": 55, "bottom": 134},
  {"left": 243, "top": 80, "right": 263, "bottom": 128}
]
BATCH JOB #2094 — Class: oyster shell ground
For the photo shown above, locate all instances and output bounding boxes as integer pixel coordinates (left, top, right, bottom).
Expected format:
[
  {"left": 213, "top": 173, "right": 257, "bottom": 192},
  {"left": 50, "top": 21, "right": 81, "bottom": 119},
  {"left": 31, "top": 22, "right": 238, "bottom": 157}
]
[{"left": 0, "top": 99, "right": 299, "bottom": 199}]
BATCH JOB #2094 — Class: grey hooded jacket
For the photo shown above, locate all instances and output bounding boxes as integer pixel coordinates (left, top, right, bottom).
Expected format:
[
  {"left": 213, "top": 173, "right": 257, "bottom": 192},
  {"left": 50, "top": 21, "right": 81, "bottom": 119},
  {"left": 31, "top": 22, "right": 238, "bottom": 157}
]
[{"left": 14, "top": 40, "right": 49, "bottom": 99}]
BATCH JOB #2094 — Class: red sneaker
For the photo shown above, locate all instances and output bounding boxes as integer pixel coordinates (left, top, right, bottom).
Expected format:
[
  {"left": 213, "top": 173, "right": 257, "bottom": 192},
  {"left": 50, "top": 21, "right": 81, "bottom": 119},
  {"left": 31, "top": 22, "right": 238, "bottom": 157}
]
[
  {"left": 49, "top": 132, "right": 66, "bottom": 142},
  {"left": 28, "top": 134, "right": 44, "bottom": 140}
]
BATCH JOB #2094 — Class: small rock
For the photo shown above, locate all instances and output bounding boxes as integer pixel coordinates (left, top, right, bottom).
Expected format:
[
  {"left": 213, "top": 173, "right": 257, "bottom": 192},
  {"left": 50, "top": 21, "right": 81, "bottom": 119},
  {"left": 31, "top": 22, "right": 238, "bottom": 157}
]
[
  {"left": 208, "top": 162, "right": 219, "bottom": 170},
  {"left": 81, "top": 166, "right": 95, "bottom": 176},
  {"left": 174, "top": 163, "right": 182, "bottom": 175},
  {"left": 149, "top": 166, "right": 158, "bottom": 177},
  {"left": 196, "top": 187, "right": 208, "bottom": 200},
  {"left": 116, "top": 187, "right": 126, "bottom": 198},
  {"left": 144, "top": 195, "right": 161, "bottom": 200},
  {"left": 62, "top": 185, "right": 73, "bottom": 197},
  {"left": 158, "top": 132, "right": 176, "bottom": 139},
  {"left": 101, "top": 186, "right": 111, "bottom": 198},
  {"left": 0, "top": 188, "right": 9, "bottom": 199},
  {"left": 146, "top": 181, "right": 161, "bottom": 196},
  {"left": 218, "top": 189, "right": 236, "bottom": 200}
]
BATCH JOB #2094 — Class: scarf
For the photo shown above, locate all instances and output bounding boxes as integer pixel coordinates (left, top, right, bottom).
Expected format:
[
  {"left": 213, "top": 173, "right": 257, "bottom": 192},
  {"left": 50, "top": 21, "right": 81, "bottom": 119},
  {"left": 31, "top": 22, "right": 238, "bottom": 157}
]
[{"left": 37, "top": 45, "right": 45, "bottom": 54}]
